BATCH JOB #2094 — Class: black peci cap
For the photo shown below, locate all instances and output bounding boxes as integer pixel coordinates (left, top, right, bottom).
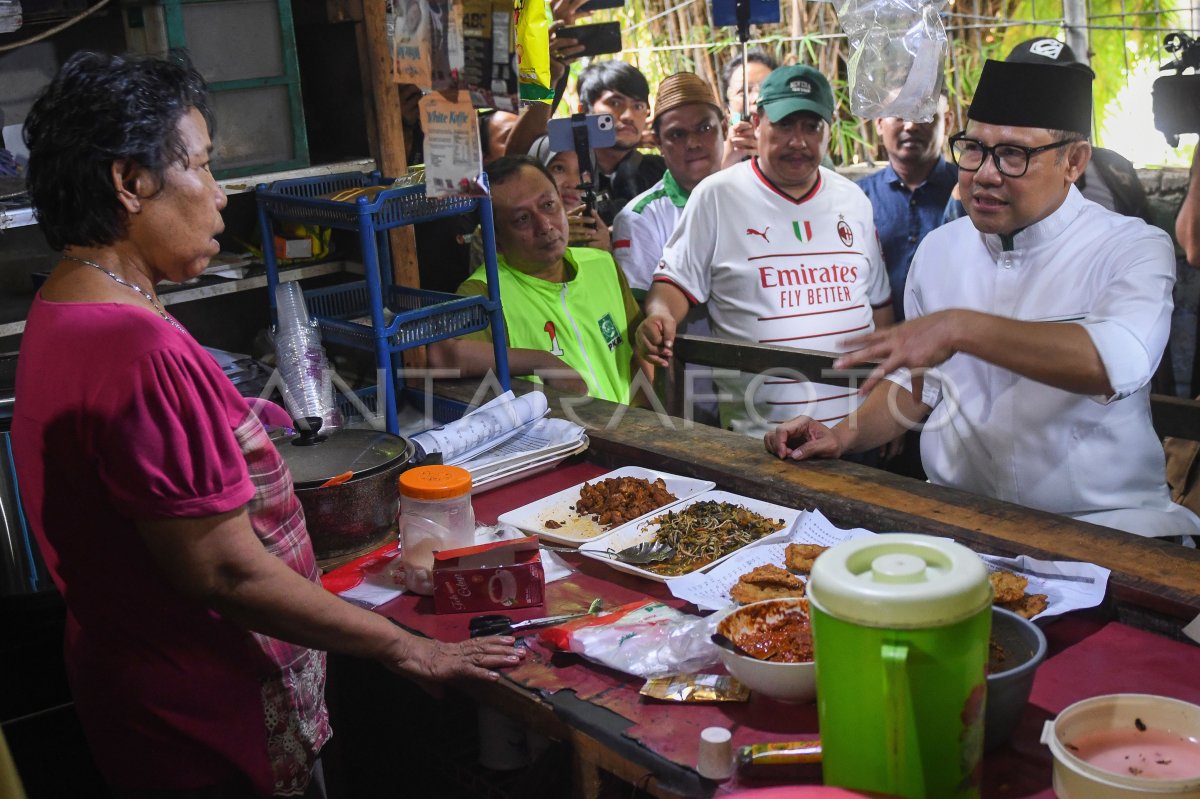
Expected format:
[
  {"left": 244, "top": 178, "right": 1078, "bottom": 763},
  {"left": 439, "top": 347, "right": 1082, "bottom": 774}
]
[{"left": 967, "top": 59, "right": 1093, "bottom": 135}]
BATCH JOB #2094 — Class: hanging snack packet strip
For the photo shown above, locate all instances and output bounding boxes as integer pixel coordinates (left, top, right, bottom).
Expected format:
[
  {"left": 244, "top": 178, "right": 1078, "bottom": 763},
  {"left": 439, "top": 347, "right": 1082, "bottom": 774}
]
[
  {"left": 461, "top": 0, "right": 520, "bottom": 111},
  {"left": 419, "top": 91, "right": 484, "bottom": 197},
  {"left": 515, "top": 0, "right": 552, "bottom": 103},
  {"left": 391, "top": 0, "right": 433, "bottom": 88}
]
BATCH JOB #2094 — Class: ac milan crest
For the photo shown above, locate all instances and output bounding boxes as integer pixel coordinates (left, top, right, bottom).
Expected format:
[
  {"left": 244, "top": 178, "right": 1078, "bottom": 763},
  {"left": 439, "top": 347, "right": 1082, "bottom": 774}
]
[{"left": 837, "top": 219, "right": 854, "bottom": 247}]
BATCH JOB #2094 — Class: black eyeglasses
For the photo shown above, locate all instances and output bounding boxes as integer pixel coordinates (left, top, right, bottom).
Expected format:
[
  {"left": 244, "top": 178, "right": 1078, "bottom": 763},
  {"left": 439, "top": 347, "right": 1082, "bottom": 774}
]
[{"left": 948, "top": 132, "right": 1078, "bottom": 178}]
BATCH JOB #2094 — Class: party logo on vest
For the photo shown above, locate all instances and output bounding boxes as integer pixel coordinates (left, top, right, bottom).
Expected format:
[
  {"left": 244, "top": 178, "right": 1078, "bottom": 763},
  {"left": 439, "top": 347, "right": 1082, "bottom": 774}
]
[
  {"left": 837, "top": 218, "right": 854, "bottom": 247},
  {"left": 598, "top": 313, "right": 623, "bottom": 351}
]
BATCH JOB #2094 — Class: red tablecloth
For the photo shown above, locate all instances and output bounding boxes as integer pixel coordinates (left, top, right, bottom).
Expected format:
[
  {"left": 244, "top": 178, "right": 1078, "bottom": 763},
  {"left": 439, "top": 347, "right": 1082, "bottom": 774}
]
[{"left": 324, "top": 460, "right": 1200, "bottom": 798}]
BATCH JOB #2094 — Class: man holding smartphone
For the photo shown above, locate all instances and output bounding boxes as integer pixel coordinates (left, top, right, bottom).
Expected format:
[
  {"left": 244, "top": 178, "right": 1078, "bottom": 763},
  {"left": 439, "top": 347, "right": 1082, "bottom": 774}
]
[
  {"left": 721, "top": 50, "right": 778, "bottom": 169},
  {"left": 576, "top": 61, "right": 666, "bottom": 225}
]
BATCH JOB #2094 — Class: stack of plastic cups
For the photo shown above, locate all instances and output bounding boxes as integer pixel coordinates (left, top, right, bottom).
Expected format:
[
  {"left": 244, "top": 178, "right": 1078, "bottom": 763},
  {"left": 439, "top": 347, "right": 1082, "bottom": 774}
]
[{"left": 273, "top": 282, "right": 343, "bottom": 432}]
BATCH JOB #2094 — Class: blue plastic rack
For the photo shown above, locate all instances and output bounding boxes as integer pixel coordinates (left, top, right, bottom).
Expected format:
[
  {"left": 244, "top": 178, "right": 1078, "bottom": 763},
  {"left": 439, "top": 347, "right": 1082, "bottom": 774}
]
[{"left": 255, "top": 170, "right": 511, "bottom": 434}]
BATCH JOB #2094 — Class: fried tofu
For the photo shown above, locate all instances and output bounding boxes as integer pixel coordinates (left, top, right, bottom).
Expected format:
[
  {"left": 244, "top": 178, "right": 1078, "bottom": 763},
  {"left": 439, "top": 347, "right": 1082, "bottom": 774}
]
[
  {"left": 989, "top": 571, "right": 1029, "bottom": 604},
  {"left": 730, "top": 564, "right": 806, "bottom": 604},
  {"left": 785, "top": 543, "right": 829, "bottom": 574}
]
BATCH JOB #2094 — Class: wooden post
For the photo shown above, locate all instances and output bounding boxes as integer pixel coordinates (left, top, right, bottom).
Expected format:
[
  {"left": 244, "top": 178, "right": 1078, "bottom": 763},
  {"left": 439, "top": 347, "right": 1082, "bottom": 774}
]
[{"left": 360, "top": 0, "right": 425, "bottom": 369}]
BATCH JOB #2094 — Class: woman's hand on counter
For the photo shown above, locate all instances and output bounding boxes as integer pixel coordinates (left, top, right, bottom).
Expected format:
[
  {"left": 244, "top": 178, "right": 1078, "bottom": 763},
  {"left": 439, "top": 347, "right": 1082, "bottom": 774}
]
[
  {"left": 383, "top": 634, "right": 526, "bottom": 684},
  {"left": 136, "top": 508, "right": 524, "bottom": 687}
]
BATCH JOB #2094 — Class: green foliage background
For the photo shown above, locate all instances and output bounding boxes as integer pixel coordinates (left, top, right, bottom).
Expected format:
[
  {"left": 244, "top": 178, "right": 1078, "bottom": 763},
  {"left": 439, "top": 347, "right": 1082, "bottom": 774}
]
[{"left": 571, "top": 0, "right": 1181, "bottom": 165}]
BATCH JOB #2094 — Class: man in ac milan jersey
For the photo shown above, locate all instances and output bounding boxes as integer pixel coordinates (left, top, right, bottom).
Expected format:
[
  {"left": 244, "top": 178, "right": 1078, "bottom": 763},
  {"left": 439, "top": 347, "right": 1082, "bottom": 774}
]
[{"left": 637, "top": 65, "right": 893, "bottom": 437}]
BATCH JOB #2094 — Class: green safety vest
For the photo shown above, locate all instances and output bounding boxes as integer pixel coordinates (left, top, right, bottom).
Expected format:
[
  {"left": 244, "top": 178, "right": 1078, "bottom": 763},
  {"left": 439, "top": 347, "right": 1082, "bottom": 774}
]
[{"left": 460, "top": 248, "right": 636, "bottom": 404}]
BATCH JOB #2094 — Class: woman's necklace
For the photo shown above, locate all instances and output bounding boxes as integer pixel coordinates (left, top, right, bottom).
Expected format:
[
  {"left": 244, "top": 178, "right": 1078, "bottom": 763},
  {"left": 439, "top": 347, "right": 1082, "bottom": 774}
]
[{"left": 61, "top": 254, "right": 187, "bottom": 333}]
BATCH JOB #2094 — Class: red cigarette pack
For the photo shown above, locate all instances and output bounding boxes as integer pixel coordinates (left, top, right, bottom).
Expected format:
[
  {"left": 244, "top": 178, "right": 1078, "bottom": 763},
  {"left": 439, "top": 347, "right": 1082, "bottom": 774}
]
[{"left": 432, "top": 536, "right": 545, "bottom": 614}]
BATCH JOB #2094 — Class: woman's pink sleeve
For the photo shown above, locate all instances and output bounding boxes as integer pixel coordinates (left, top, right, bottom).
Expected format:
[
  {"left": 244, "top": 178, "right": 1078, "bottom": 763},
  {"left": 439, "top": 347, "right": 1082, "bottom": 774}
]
[{"left": 91, "top": 348, "right": 256, "bottom": 519}]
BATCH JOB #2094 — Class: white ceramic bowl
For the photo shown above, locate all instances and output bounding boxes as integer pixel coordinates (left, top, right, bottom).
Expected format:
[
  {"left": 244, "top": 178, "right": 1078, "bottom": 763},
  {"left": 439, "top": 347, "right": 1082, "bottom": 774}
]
[
  {"left": 715, "top": 598, "right": 816, "bottom": 704},
  {"left": 1041, "top": 693, "right": 1200, "bottom": 798}
]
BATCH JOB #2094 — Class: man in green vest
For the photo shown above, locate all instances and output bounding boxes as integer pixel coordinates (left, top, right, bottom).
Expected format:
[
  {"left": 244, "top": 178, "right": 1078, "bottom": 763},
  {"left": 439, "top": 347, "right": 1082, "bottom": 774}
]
[{"left": 429, "top": 156, "right": 646, "bottom": 404}]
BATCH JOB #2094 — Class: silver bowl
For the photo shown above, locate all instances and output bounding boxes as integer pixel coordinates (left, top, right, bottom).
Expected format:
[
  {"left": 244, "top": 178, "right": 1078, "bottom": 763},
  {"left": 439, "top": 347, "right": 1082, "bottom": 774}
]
[{"left": 986, "top": 605, "right": 1048, "bottom": 750}]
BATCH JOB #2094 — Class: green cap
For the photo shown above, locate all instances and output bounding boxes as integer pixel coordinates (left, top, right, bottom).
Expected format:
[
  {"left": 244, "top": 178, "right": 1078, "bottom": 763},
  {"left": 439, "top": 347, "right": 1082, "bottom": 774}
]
[{"left": 756, "top": 65, "right": 834, "bottom": 124}]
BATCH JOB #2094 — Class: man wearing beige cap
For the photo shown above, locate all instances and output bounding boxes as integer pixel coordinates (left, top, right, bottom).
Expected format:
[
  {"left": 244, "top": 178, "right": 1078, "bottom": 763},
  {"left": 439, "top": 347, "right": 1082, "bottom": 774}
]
[
  {"left": 613, "top": 72, "right": 727, "bottom": 423},
  {"left": 612, "top": 72, "right": 727, "bottom": 297},
  {"left": 638, "top": 65, "right": 891, "bottom": 437}
]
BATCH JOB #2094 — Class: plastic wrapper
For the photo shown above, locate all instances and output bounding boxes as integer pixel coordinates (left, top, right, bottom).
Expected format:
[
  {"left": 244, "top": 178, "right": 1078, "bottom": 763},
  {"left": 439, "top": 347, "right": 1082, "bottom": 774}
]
[
  {"left": 516, "top": 0, "right": 553, "bottom": 103},
  {"left": 835, "top": 0, "right": 948, "bottom": 121},
  {"left": 540, "top": 600, "right": 722, "bottom": 678},
  {"left": 430, "top": 1, "right": 465, "bottom": 91},
  {"left": 461, "top": 0, "right": 520, "bottom": 111},
  {"left": 390, "top": 0, "right": 433, "bottom": 87},
  {"left": 641, "top": 674, "right": 750, "bottom": 702}
]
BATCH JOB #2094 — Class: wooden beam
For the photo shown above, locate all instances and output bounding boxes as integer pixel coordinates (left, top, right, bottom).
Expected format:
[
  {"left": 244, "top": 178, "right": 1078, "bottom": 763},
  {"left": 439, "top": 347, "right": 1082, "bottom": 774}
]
[
  {"left": 673, "top": 335, "right": 1200, "bottom": 443},
  {"left": 360, "top": 0, "right": 425, "bottom": 369},
  {"left": 671, "top": 333, "right": 866, "bottom": 387},
  {"left": 1151, "top": 393, "right": 1200, "bottom": 442}
]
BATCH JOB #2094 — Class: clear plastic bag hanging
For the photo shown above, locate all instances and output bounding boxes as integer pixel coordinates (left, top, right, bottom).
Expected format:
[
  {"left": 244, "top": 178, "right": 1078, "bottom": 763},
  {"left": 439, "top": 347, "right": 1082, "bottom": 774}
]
[{"left": 835, "top": 0, "right": 948, "bottom": 122}]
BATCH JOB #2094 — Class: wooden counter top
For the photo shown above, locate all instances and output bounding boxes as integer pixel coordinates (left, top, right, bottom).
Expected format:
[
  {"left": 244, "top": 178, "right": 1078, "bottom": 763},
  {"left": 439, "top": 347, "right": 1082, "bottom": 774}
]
[{"left": 433, "top": 380, "right": 1200, "bottom": 635}]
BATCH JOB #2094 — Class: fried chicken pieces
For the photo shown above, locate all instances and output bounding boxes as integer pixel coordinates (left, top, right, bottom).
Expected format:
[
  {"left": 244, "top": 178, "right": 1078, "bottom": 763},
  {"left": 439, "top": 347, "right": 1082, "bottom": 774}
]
[
  {"left": 729, "top": 544, "right": 829, "bottom": 603},
  {"left": 730, "top": 564, "right": 806, "bottom": 603},
  {"left": 729, "top": 554, "right": 1049, "bottom": 620},
  {"left": 574, "top": 477, "right": 678, "bottom": 529},
  {"left": 989, "top": 571, "right": 1049, "bottom": 619},
  {"left": 785, "top": 544, "right": 827, "bottom": 574}
]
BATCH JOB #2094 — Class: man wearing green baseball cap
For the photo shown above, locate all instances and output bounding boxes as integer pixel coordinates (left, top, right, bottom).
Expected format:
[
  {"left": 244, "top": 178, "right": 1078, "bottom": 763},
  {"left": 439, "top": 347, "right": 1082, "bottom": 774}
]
[{"left": 637, "top": 63, "right": 893, "bottom": 438}]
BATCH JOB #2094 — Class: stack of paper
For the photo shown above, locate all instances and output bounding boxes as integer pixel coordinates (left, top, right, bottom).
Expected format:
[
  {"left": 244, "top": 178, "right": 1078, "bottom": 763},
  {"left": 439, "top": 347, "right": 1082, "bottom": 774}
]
[{"left": 411, "top": 391, "right": 587, "bottom": 491}]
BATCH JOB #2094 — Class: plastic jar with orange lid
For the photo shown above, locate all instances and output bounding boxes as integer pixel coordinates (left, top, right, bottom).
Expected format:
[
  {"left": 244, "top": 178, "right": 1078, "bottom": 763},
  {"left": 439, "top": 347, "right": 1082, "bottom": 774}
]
[{"left": 398, "top": 465, "right": 475, "bottom": 595}]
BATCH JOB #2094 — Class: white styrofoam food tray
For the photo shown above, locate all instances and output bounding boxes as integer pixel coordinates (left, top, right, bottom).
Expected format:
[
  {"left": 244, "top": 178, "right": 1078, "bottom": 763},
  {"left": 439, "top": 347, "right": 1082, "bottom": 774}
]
[
  {"left": 578, "top": 490, "right": 802, "bottom": 583},
  {"left": 496, "top": 466, "right": 715, "bottom": 546}
]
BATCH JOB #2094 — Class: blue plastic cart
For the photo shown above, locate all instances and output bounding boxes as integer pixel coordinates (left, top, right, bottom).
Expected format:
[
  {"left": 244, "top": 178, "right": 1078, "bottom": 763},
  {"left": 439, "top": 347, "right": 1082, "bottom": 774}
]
[{"left": 255, "top": 171, "right": 510, "bottom": 434}]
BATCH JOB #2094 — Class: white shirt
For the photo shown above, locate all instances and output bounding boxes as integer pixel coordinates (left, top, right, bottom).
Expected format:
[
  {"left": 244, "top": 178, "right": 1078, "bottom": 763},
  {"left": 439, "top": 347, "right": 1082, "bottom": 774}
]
[
  {"left": 896, "top": 186, "right": 1200, "bottom": 538},
  {"left": 655, "top": 160, "right": 891, "bottom": 436},
  {"left": 613, "top": 170, "right": 689, "bottom": 294}
]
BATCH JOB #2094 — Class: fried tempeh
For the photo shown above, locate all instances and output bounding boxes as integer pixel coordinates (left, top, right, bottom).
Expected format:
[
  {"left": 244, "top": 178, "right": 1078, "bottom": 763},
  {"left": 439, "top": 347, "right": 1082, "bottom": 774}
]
[{"left": 785, "top": 543, "right": 829, "bottom": 574}]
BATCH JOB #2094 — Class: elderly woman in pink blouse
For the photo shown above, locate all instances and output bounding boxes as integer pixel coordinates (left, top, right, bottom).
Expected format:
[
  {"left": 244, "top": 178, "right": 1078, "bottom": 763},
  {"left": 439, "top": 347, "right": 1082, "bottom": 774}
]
[{"left": 12, "top": 51, "right": 522, "bottom": 799}]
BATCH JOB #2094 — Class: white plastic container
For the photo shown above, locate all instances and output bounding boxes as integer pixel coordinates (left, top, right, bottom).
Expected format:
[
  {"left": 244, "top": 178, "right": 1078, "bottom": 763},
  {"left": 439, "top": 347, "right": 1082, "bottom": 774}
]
[
  {"left": 398, "top": 465, "right": 475, "bottom": 595},
  {"left": 1041, "top": 694, "right": 1200, "bottom": 798},
  {"left": 0, "top": 0, "right": 22, "bottom": 33}
]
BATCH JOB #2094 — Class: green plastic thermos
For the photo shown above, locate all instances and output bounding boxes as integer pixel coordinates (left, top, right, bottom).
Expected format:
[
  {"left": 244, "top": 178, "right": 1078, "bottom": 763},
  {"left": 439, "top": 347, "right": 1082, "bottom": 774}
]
[{"left": 808, "top": 534, "right": 993, "bottom": 799}]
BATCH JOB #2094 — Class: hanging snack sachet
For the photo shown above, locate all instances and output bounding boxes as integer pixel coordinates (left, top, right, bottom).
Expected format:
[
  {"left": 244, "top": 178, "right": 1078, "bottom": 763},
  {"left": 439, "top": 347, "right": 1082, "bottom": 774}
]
[
  {"left": 516, "top": 0, "right": 553, "bottom": 103},
  {"left": 461, "top": 0, "right": 520, "bottom": 111},
  {"left": 391, "top": 0, "right": 433, "bottom": 88}
]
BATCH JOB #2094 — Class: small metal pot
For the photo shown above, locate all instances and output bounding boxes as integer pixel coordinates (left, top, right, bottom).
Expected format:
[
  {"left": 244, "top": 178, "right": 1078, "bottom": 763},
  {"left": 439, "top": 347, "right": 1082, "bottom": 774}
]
[{"left": 273, "top": 418, "right": 415, "bottom": 562}]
